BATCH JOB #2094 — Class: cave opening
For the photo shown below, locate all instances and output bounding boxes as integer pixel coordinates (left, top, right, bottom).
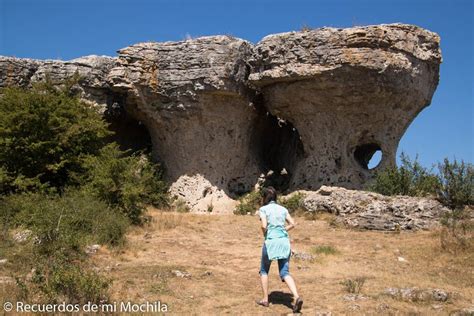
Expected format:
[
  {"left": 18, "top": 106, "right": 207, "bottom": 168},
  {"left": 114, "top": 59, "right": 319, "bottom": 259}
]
[
  {"left": 252, "top": 96, "right": 305, "bottom": 193},
  {"left": 104, "top": 95, "right": 152, "bottom": 154},
  {"left": 354, "top": 143, "right": 382, "bottom": 170}
]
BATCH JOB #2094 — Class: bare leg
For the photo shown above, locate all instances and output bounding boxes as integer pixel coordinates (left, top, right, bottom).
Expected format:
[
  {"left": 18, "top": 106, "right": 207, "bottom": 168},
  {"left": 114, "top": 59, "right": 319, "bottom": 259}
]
[
  {"left": 283, "top": 275, "right": 299, "bottom": 300},
  {"left": 260, "top": 274, "right": 269, "bottom": 302}
]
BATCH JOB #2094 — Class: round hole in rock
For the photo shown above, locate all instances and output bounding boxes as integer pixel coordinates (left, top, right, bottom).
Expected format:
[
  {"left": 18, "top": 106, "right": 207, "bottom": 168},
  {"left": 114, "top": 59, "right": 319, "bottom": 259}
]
[
  {"left": 354, "top": 143, "right": 382, "bottom": 170},
  {"left": 368, "top": 150, "right": 382, "bottom": 169}
]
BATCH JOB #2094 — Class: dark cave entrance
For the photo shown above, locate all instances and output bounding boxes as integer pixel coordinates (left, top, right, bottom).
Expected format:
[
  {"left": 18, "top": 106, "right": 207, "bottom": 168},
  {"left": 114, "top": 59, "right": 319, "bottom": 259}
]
[
  {"left": 104, "top": 94, "right": 152, "bottom": 154},
  {"left": 354, "top": 143, "right": 382, "bottom": 170},
  {"left": 253, "top": 96, "right": 305, "bottom": 193}
]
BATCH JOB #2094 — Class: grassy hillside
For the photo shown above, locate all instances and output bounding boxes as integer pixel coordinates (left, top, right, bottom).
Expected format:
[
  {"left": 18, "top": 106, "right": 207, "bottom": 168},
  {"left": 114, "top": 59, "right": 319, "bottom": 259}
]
[{"left": 5, "top": 209, "right": 465, "bottom": 314}]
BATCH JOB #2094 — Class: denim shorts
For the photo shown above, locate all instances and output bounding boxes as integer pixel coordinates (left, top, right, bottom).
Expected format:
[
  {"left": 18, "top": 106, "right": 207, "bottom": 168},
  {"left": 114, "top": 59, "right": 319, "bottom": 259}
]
[{"left": 259, "top": 243, "right": 290, "bottom": 280}]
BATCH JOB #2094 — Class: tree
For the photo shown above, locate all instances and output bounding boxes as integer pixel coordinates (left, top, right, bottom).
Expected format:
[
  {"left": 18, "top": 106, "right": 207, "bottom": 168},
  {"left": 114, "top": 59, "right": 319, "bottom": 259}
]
[{"left": 0, "top": 78, "right": 110, "bottom": 193}]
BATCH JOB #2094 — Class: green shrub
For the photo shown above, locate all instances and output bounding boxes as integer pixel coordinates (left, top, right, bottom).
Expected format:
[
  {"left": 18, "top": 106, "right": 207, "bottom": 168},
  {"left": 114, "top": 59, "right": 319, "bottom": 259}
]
[
  {"left": 81, "top": 143, "right": 169, "bottom": 223},
  {"left": 0, "top": 79, "right": 171, "bottom": 303},
  {"left": 234, "top": 190, "right": 262, "bottom": 215},
  {"left": 0, "top": 190, "right": 123, "bottom": 303},
  {"left": 437, "top": 158, "right": 473, "bottom": 209},
  {"left": 0, "top": 79, "right": 110, "bottom": 193},
  {"left": 368, "top": 153, "right": 439, "bottom": 197},
  {"left": 279, "top": 192, "right": 306, "bottom": 214},
  {"left": 369, "top": 154, "right": 473, "bottom": 209},
  {"left": 3, "top": 190, "right": 129, "bottom": 251},
  {"left": 31, "top": 261, "right": 110, "bottom": 304},
  {"left": 440, "top": 208, "right": 474, "bottom": 253}
]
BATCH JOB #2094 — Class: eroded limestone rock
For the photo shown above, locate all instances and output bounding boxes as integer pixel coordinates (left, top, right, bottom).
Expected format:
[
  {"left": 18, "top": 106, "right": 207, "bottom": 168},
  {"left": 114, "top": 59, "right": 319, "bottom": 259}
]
[
  {"left": 0, "top": 55, "right": 117, "bottom": 110},
  {"left": 0, "top": 24, "right": 442, "bottom": 212},
  {"left": 301, "top": 186, "right": 449, "bottom": 230},
  {"left": 383, "top": 287, "right": 450, "bottom": 302},
  {"left": 107, "top": 36, "right": 261, "bottom": 211},
  {"left": 249, "top": 24, "right": 441, "bottom": 190}
]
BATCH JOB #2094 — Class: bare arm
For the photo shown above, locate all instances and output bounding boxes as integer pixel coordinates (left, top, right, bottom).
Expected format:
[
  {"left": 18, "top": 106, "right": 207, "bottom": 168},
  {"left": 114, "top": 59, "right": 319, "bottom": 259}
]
[
  {"left": 285, "top": 213, "right": 297, "bottom": 231},
  {"left": 260, "top": 216, "right": 268, "bottom": 236}
]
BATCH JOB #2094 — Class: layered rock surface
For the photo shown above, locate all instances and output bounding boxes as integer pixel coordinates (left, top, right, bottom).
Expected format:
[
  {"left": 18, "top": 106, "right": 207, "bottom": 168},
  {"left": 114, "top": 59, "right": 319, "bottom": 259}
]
[
  {"left": 107, "top": 36, "right": 260, "bottom": 212},
  {"left": 0, "top": 23, "right": 442, "bottom": 212},
  {"left": 249, "top": 24, "right": 441, "bottom": 190},
  {"left": 0, "top": 55, "right": 117, "bottom": 110},
  {"left": 301, "top": 186, "right": 449, "bottom": 230}
]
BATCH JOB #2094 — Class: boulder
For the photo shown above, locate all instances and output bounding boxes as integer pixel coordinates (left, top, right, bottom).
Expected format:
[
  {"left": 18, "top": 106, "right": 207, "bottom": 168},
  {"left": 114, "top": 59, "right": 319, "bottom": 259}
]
[{"left": 301, "top": 186, "right": 449, "bottom": 230}]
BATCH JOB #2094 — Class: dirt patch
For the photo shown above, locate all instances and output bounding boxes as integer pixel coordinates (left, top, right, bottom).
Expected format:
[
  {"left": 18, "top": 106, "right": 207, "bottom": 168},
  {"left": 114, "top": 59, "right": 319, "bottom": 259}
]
[{"left": 90, "top": 210, "right": 473, "bottom": 314}]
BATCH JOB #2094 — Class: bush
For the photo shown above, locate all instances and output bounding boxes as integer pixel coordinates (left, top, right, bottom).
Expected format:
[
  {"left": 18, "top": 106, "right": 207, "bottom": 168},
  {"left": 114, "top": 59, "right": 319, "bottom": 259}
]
[
  {"left": 0, "top": 79, "right": 110, "bottom": 193},
  {"left": 439, "top": 208, "right": 474, "bottom": 253},
  {"left": 0, "top": 190, "right": 124, "bottom": 302},
  {"left": 81, "top": 143, "right": 169, "bottom": 224},
  {"left": 279, "top": 192, "right": 306, "bottom": 214},
  {"left": 437, "top": 158, "right": 473, "bottom": 209},
  {"left": 3, "top": 190, "right": 129, "bottom": 252},
  {"left": 368, "top": 153, "right": 439, "bottom": 197},
  {"left": 341, "top": 277, "right": 367, "bottom": 294},
  {"left": 31, "top": 261, "right": 110, "bottom": 304},
  {"left": 0, "top": 79, "right": 171, "bottom": 303},
  {"left": 234, "top": 190, "right": 262, "bottom": 215}
]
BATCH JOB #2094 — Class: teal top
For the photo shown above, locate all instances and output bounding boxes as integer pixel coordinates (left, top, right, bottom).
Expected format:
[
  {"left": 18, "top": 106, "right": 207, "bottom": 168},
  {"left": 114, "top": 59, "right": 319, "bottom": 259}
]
[{"left": 259, "top": 201, "right": 291, "bottom": 260}]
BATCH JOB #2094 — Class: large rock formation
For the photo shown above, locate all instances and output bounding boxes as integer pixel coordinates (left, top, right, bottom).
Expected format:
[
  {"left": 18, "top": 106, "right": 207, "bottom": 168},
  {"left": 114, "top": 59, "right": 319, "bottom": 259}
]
[
  {"left": 249, "top": 24, "right": 441, "bottom": 190},
  {"left": 0, "top": 55, "right": 117, "bottom": 110},
  {"left": 0, "top": 23, "right": 442, "bottom": 212},
  {"left": 107, "top": 36, "right": 260, "bottom": 212}
]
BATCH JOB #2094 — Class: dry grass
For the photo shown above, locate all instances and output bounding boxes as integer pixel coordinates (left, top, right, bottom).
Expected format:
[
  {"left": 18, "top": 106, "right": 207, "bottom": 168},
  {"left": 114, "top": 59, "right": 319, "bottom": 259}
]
[
  {"left": 86, "top": 210, "right": 474, "bottom": 314},
  {"left": 341, "top": 277, "right": 367, "bottom": 294},
  {"left": 311, "top": 244, "right": 339, "bottom": 255},
  {"left": 2, "top": 209, "right": 473, "bottom": 314}
]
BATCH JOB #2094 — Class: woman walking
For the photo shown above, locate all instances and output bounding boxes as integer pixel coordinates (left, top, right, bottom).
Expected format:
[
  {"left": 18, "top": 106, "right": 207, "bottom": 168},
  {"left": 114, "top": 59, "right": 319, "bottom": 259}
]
[{"left": 256, "top": 186, "right": 303, "bottom": 313}]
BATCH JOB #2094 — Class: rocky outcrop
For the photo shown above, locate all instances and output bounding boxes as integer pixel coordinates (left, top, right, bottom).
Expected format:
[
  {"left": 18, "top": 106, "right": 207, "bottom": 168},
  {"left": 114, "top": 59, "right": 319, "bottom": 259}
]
[
  {"left": 0, "top": 23, "right": 442, "bottom": 212},
  {"left": 0, "top": 55, "right": 117, "bottom": 110},
  {"left": 107, "top": 36, "right": 260, "bottom": 212},
  {"left": 383, "top": 287, "right": 450, "bottom": 302},
  {"left": 249, "top": 24, "right": 441, "bottom": 190},
  {"left": 301, "top": 186, "right": 449, "bottom": 230}
]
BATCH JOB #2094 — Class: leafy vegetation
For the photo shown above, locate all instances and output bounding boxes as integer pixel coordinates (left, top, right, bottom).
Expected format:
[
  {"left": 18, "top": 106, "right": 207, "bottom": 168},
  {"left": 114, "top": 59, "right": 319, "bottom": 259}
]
[
  {"left": 172, "top": 198, "right": 190, "bottom": 213},
  {"left": 81, "top": 143, "right": 169, "bottom": 224},
  {"left": 233, "top": 190, "right": 262, "bottom": 215},
  {"left": 437, "top": 158, "right": 473, "bottom": 209},
  {"left": 1, "top": 191, "right": 122, "bottom": 302},
  {"left": 368, "top": 153, "right": 440, "bottom": 197},
  {"left": 0, "top": 79, "right": 111, "bottom": 194},
  {"left": 369, "top": 154, "right": 473, "bottom": 254},
  {"left": 439, "top": 208, "right": 474, "bottom": 253},
  {"left": 278, "top": 192, "right": 306, "bottom": 214},
  {"left": 0, "top": 79, "right": 170, "bottom": 303},
  {"left": 368, "top": 153, "right": 473, "bottom": 209}
]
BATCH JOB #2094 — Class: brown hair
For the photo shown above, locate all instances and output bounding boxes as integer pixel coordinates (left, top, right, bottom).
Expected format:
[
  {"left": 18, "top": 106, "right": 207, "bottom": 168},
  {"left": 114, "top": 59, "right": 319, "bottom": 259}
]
[{"left": 262, "top": 186, "right": 277, "bottom": 206}]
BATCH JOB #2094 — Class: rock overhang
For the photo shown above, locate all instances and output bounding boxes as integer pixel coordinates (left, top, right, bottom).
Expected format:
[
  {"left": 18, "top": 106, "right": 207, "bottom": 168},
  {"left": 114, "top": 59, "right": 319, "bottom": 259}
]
[{"left": 0, "top": 23, "right": 442, "bottom": 212}]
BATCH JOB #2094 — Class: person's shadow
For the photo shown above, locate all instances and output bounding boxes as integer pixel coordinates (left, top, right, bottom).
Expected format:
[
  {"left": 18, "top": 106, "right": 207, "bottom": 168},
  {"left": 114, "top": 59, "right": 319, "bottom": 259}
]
[{"left": 269, "top": 291, "right": 294, "bottom": 309}]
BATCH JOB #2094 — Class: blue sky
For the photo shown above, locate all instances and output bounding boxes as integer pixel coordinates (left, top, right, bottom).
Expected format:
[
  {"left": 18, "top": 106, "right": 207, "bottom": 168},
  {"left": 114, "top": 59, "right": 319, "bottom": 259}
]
[{"left": 1, "top": 0, "right": 472, "bottom": 168}]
